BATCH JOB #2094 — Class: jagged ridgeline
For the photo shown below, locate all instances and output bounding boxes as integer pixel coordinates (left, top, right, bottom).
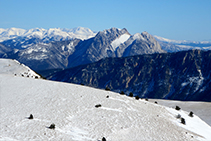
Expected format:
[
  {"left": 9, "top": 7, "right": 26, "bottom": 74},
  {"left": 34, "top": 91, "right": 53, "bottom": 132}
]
[{"left": 48, "top": 49, "right": 211, "bottom": 102}]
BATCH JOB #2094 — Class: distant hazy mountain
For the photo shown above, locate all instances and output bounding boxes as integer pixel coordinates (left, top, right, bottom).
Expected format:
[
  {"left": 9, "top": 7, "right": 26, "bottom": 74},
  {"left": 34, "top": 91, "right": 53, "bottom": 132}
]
[
  {"left": 48, "top": 49, "right": 211, "bottom": 102},
  {"left": 0, "top": 27, "right": 97, "bottom": 49},
  {"left": 154, "top": 35, "right": 211, "bottom": 52}
]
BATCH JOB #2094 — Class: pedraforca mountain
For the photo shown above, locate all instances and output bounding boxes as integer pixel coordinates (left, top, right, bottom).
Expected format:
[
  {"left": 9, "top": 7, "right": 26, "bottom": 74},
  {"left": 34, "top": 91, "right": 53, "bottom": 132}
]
[
  {"left": 49, "top": 49, "right": 211, "bottom": 102},
  {"left": 67, "top": 28, "right": 165, "bottom": 68}
]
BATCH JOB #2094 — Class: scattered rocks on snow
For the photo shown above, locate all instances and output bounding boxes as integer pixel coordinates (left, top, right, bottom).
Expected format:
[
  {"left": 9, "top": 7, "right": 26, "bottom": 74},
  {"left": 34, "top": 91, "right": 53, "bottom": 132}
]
[
  {"left": 175, "top": 106, "right": 181, "bottom": 110},
  {"left": 28, "top": 114, "right": 33, "bottom": 119},
  {"left": 48, "top": 123, "right": 55, "bottom": 129},
  {"left": 135, "top": 96, "right": 139, "bottom": 100},
  {"left": 128, "top": 92, "right": 133, "bottom": 97},
  {"left": 189, "top": 111, "right": 194, "bottom": 117},
  {"left": 105, "top": 87, "right": 110, "bottom": 91},
  {"left": 102, "top": 137, "right": 106, "bottom": 141},
  {"left": 181, "top": 118, "right": 186, "bottom": 125},
  {"left": 95, "top": 104, "right": 102, "bottom": 108},
  {"left": 176, "top": 114, "right": 181, "bottom": 119}
]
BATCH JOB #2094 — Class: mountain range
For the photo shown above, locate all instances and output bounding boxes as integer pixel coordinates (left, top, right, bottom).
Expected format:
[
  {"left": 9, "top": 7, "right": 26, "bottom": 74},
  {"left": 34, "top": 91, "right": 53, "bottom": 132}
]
[{"left": 0, "top": 27, "right": 166, "bottom": 70}]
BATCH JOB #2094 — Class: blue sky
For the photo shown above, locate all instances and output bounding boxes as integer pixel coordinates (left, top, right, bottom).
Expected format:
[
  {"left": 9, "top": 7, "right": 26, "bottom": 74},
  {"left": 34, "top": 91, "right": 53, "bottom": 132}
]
[{"left": 0, "top": 0, "right": 210, "bottom": 41}]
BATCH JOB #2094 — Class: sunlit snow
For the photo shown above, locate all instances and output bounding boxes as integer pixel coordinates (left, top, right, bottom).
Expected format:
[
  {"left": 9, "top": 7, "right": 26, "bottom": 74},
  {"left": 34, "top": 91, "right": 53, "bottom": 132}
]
[{"left": 111, "top": 34, "right": 130, "bottom": 51}]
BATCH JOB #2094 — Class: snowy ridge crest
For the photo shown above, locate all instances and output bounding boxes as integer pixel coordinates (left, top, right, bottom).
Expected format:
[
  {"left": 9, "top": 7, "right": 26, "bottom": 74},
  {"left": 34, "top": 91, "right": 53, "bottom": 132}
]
[{"left": 0, "top": 58, "right": 40, "bottom": 78}]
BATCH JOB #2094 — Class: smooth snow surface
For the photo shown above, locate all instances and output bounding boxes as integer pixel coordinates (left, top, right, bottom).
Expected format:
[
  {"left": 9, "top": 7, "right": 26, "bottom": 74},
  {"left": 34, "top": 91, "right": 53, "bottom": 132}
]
[
  {"left": 111, "top": 34, "right": 130, "bottom": 50},
  {"left": 1, "top": 59, "right": 211, "bottom": 141}
]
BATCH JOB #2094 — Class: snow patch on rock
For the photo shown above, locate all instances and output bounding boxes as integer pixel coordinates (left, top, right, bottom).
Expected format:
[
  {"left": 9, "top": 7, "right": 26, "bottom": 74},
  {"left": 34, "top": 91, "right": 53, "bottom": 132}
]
[{"left": 111, "top": 34, "right": 130, "bottom": 51}]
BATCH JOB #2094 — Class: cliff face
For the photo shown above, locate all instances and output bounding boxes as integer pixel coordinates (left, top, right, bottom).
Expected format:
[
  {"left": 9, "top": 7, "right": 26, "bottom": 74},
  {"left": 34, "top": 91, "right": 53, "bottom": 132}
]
[{"left": 49, "top": 50, "right": 211, "bottom": 102}]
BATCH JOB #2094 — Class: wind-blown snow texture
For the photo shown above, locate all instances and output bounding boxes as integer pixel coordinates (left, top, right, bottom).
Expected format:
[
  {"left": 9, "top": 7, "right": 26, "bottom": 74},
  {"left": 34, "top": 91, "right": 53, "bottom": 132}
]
[{"left": 0, "top": 59, "right": 211, "bottom": 141}]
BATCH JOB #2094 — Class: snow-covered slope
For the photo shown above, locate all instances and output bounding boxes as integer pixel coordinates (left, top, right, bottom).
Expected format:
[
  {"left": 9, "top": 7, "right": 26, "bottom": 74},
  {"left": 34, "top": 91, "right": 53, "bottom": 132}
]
[
  {"left": 0, "top": 59, "right": 40, "bottom": 78},
  {"left": 148, "top": 99, "right": 211, "bottom": 127},
  {"left": 0, "top": 64, "right": 211, "bottom": 140}
]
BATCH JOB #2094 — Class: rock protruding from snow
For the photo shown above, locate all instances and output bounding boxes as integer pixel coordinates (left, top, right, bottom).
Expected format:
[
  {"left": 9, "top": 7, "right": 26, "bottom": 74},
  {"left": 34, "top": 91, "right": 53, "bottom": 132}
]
[{"left": 0, "top": 58, "right": 40, "bottom": 78}]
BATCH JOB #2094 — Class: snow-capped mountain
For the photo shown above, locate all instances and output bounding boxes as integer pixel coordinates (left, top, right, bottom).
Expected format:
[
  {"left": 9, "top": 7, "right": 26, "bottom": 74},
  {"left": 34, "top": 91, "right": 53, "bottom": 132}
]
[
  {"left": 154, "top": 35, "right": 211, "bottom": 52},
  {"left": 0, "top": 27, "right": 96, "bottom": 49},
  {"left": 49, "top": 49, "right": 211, "bottom": 102},
  {"left": 0, "top": 60, "right": 211, "bottom": 140},
  {"left": 0, "top": 58, "right": 40, "bottom": 78}
]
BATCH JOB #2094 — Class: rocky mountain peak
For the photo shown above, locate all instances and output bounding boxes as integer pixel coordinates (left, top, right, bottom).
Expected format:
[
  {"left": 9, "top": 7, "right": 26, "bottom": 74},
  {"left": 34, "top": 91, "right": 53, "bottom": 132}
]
[
  {"left": 97, "top": 27, "right": 130, "bottom": 37},
  {"left": 141, "top": 31, "right": 156, "bottom": 41}
]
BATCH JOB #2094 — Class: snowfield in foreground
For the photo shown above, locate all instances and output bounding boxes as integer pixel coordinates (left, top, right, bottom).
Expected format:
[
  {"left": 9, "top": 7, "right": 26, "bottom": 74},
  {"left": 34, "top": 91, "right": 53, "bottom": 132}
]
[
  {"left": 1, "top": 76, "right": 211, "bottom": 141},
  {"left": 0, "top": 59, "right": 211, "bottom": 141}
]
